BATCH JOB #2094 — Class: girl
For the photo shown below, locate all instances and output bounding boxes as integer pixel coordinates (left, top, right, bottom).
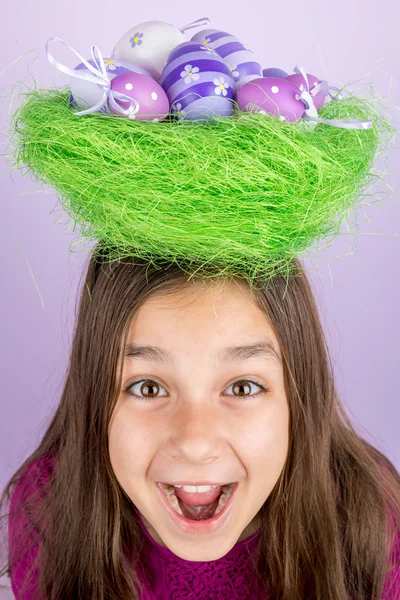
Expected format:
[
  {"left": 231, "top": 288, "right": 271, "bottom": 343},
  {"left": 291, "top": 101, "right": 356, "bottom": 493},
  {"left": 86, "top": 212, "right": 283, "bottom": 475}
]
[
  {"left": 1, "top": 21, "right": 399, "bottom": 598},
  {"left": 0, "top": 250, "right": 399, "bottom": 599}
]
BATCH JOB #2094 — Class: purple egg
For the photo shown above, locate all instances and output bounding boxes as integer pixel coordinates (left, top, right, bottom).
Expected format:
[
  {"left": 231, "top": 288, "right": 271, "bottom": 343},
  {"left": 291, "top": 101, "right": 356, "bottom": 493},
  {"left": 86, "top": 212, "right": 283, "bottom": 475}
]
[
  {"left": 237, "top": 77, "right": 305, "bottom": 123},
  {"left": 191, "top": 29, "right": 262, "bottom": 91},
  {"left": 262, "top": 68, "right": 288, "bottom": 78},
  {"left": 285, "top": 72, "right": 325, "bottom": 110},
  {"left": 108, "top": 72, "right": 170, "bottom": 121},
  {"left": 160, "top": 41, "right": 235, "bottom": 121}
]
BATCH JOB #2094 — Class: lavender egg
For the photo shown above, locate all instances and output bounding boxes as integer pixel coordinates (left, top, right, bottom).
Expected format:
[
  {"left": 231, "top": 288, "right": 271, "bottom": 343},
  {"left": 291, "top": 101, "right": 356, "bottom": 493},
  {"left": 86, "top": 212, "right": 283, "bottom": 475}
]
[
  {"left": 191, "top": 29, "right": 262, "bottom": 91},
  {"left": 108, "top": 72, "right": 170, "bottom": 121},
  {"left": 285, "top": 72, "right": 325, "bottom": 110},
  {"left": 262, "top": 67, "right": 288, "bottom": 78},
  {"left": 69, "top": 57, "right": 151, "bottom": 114},
  {"left": 160, "top": 41, "right": 235, "bottom": 121},
  {"left": 237, "top": 77, "right": 305, "bottom": 123}
]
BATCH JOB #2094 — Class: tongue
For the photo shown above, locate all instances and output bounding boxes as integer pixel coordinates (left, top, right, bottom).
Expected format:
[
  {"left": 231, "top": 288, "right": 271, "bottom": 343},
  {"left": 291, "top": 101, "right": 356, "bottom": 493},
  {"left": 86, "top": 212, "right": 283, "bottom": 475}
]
[
  {"left": 177, "top": 496, "right": 221, "bottom": 521},
  {"left": 174, "top": 486, "right": 222, "bottom": 505}
]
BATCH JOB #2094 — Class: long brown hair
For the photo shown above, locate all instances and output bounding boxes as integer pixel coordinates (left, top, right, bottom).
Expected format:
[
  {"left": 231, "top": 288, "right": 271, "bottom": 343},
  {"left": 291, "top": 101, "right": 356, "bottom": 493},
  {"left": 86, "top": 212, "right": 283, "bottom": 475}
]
[{"left": 1, "top": 245, "right": 399, "bottom": 599}]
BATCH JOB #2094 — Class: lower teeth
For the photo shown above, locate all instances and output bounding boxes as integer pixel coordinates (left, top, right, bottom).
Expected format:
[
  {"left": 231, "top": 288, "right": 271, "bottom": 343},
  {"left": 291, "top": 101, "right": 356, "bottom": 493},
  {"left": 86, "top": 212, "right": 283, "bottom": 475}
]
[{"left": 163, "top": 485, "right": 233, "bottom": 519}]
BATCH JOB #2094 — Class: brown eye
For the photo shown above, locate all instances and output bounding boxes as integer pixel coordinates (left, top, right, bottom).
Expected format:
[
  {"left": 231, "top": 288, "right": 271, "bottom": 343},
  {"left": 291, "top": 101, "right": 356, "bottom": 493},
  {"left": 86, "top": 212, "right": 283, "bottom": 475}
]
[
  {"left": 227, "top": 379, "right": 268, "bottom": 400},
  {"left": 139, "top": 380, "right": 161, "bottom": 397},
  {"left": 232, "top": 380, "right": 251, "bottom": 396},
  {"left": 125, "top": 379, "right": 168, "bottom": 402}
]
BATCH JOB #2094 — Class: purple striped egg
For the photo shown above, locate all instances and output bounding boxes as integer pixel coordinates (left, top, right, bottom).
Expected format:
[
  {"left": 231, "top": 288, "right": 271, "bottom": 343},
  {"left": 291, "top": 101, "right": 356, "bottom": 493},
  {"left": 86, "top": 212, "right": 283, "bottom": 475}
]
[
  {"left": 160, "top": 41, "right": 235, "bottom": 121},
  {"left": 285, "top": 72, "right": 325, "bottom": 110},
  {"left": 69, "top": 57, "right": 151, "bottom": 114},
  {"left": 191, "top": 29, "right": 262, "bottom": 91},
  {"left": 237, "top": 77, "right": 305, "bottom": 123}
]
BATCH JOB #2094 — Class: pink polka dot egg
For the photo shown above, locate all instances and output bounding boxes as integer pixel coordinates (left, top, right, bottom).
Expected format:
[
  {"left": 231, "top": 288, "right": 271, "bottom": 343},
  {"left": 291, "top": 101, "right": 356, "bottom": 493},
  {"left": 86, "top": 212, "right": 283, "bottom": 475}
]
[
  {"left": 237, "top": 76, "right": 305, "bottom": 123},
  {"left": 285, "top": 72, "right": 325, "bottom": 110},
  {"left": 109, "top": 71, "right": 170, "bottom": 121}
]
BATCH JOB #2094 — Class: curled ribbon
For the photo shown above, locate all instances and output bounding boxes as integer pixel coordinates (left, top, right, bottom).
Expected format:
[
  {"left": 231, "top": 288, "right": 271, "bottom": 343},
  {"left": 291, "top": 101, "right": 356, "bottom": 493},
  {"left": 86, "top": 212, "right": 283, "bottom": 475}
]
[
  {"left": 293, "top": 64, "right": 372, "bottom": 130},
  {"left": 46, "top": 37, "right": 140, "bottom": 117},
  {"left": 180, "top": 17, "right": 211, "bottom": 35}
]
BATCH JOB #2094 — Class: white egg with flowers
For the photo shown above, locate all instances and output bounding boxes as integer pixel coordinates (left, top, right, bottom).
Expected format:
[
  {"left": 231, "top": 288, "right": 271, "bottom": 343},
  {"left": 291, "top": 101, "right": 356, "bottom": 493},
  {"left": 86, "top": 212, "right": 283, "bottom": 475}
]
[{"left": 111, "top": 21, "right": 186, "bottom": 81}]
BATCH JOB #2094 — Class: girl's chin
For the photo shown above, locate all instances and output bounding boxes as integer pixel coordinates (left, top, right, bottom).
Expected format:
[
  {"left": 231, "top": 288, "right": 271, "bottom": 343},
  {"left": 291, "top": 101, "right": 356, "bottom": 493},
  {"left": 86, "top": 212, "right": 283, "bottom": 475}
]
[{"left": 138, "top": 505, "right": 262, "bottom": 549}]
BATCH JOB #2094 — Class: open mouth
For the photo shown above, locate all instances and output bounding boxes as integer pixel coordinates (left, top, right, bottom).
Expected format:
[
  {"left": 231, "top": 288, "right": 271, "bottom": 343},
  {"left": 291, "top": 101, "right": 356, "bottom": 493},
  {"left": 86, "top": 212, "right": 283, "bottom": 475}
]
[{"left": 159, "top": 482, "right": 236, "bottom": 521}]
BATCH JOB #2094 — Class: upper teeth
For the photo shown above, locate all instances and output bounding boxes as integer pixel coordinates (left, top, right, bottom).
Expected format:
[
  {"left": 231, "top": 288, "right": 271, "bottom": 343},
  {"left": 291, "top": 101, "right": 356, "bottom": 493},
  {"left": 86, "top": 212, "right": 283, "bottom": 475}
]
[
  {"left": 162, "top": 483, "right": 233, "bottom": 494},
  {"left": 176, "top": 485, "right": 218, "bottom": 493}
]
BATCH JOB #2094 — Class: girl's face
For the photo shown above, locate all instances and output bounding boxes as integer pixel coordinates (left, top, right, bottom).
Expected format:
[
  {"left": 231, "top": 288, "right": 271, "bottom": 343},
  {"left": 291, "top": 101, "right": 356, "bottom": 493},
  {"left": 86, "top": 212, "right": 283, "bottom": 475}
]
[{"left": 109, "top": 280, "right": 290, "bottom": 561}]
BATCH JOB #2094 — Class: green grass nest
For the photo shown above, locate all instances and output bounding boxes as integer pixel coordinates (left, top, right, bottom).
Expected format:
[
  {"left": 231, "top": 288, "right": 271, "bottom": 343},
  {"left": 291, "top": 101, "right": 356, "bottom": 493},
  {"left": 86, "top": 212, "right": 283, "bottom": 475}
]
[{"left": 9, "top": 87, "right": 394, "bottom": 286}]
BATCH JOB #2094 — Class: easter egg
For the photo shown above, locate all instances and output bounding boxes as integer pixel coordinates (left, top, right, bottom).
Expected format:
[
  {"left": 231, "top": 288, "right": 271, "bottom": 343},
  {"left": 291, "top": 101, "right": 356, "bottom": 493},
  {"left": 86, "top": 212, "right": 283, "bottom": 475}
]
[
  {"left": 108, "top": 72, "right": 170, "bottom": 121},
  {"left": 111, "top": 21, "right": 186, "bottom": 81},
  {"left": 160, "top": 41, "right": 235, "bottom": 121},
  {"left": 69, "top": 57, "right": 151, "bottom": 114},
  {"left": 285, "top": 72, "right": 325, "bottom": 110},
  {"left": 237, "top": 77, "right": 305, "bottom": 123},
  {"left": 262, "top": 67, "right": 288, "bottom": 78},
  {"left": 191, "top": 29, "right": 262, "bottom": 91}
]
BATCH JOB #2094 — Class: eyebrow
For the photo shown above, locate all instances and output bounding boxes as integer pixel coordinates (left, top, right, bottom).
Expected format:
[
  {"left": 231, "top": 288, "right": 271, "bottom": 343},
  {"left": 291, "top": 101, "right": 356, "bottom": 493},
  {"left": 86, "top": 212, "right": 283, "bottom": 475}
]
[{"left": 124, "top": 340, "right": 282, "bottom": 368}]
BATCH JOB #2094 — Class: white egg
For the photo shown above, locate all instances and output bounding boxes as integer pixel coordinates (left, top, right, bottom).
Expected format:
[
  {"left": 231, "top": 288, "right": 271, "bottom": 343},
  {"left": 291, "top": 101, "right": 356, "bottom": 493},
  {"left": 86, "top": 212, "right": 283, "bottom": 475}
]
[{"left": 112, "top": 21, "right": 186, "bottom": 81}]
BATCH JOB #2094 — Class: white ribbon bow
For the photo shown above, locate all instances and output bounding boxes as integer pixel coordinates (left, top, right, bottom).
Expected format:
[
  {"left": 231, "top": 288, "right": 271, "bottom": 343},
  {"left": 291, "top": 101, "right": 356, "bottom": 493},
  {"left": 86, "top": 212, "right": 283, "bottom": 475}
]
[
  {"left": 293, "top": 64, "right": 372, "bottom": 130},
  {"left": 46, "top": 37, "right": 140, "bottom": 117}
]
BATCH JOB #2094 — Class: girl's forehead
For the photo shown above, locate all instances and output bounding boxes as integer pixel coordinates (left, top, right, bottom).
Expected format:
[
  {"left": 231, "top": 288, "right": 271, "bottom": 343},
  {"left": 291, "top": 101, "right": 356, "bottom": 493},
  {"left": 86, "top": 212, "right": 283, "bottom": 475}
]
[
  {"left": 123, "top": 283, "right": 281, "bottom": 364},
  {"left": 130, "top": 287, "right": 271, "bottom": 335}
]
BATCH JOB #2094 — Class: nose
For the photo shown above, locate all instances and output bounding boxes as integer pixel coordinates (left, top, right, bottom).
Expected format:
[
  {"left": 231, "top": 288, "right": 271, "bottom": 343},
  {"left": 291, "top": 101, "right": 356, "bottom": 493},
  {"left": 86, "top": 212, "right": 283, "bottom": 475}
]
[{"left": 167, "top": 399, "right": 225, "bottom": 464}]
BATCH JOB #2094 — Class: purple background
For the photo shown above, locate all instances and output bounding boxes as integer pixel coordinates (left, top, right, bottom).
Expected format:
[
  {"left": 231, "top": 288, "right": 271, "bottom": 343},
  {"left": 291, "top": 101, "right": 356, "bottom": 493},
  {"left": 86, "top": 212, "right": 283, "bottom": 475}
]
[{"left": 0, "top": 1, "right": 399, "bottom": 517}]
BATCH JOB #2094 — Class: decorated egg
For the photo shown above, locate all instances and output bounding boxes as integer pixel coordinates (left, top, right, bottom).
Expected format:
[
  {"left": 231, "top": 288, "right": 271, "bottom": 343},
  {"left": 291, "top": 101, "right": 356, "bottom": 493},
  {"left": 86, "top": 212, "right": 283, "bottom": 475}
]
[
  {"left": 262, "top": 67, "right": 288, "bottom": 78},
  {"left": 191, "top": 29, "right": 262, "bottom": 91},
  {"left": 285, "top": 72, "right": 325, "bottom": 110},
  {"left": 111, "top": 21, "right": 186, "bottom": 81},
  {"left": 69, "top": 57, "right": 151, "bottom": 114},
  {"left": 160, "top": 41, "right": 235, "bottom": 121},
  {"left": 108, "top": 72, "right": 170, "bottom": 121},
  {"left": 237, "top": 77, "right": 305, "bottom": 123}
]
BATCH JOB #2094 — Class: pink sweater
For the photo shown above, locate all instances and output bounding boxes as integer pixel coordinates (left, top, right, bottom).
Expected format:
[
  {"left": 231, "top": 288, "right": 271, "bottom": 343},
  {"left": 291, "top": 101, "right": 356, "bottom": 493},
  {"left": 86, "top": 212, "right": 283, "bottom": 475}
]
[{"left": 7, "top": 457, "right": 400, "bottom": 599}]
